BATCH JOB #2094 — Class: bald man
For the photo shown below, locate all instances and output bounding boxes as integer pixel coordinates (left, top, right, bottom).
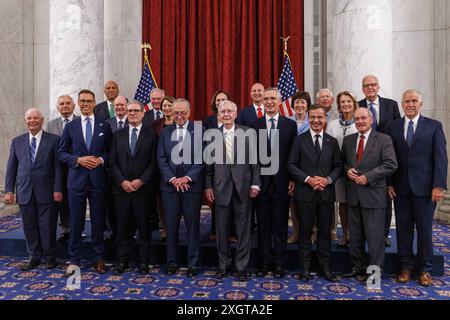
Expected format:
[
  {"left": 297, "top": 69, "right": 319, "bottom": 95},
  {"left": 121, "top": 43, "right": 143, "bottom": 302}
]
[
  {"left": 5, "top": 108, "right": 63, "bottom": 271},
  {"left": 95, "top": 81, "right": 120, "bottom": 122}
]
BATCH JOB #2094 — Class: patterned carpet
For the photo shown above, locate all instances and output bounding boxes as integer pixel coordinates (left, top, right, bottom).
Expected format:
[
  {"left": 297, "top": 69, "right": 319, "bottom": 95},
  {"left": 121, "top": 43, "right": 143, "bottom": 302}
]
[{"left": 0, "top": 214, "right": 449, "bottom": 300}]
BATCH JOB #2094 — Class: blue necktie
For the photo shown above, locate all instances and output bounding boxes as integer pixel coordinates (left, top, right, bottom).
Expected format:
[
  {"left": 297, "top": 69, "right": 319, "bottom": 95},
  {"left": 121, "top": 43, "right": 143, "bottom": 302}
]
[
  {"left": 118, "top": 120, "right": 124, "bottom": 130},
  {"left": 406, "top": 120, "right": 414, "bottom": 147},
  {"left": 369, "top": 103, "right": 378, "bottom": 130},
  {"left": 30, "top": 137, "right": 37, "bottom": 163},
  {"left": 155, "top": 110, "right": 161, "bottom": 120},
  {"left": 130, "top": 128, "right": 138, "bottom": 156},
  {"left": 85, "top": 117, "right": 92, "bottom": 149}
]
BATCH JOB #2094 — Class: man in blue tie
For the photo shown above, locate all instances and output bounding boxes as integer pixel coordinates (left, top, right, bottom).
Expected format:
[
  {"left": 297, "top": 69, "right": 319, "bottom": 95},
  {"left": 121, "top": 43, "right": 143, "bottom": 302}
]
[
  {"left": 143, "top": 88, "right": 165, "bottom": 128},
  {"left": 58, "top": 89, "right": 112, "bottom": 274},
  {"left": 359, "top": 75, "right": 401, "bottom": 247},
  {"left": 386, "top": 89, "right": 447, "bottom": 287},
  {"left": 5, "top": 108, "right": 63, "bottom": 270}
]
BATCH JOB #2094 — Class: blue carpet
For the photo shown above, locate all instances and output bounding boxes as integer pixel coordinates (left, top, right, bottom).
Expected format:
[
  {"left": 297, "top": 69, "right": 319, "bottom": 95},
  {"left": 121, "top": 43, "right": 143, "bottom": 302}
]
[{"left": 0, "top": 213, "right": 449, "bottom": 300}]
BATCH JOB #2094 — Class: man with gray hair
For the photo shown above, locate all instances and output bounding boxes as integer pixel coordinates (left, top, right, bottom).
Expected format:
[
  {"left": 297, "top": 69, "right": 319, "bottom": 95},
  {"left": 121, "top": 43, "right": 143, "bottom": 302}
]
[
  {"left": 204, "top": 100, "right": 261, "bottom": 281},
  {"left": 317, "top": 88, "right": 339, "bottom": 123},
  {"left": 46, "top": 95, "right": 80, "bottom": 242},
  {"left": 5, "top": 108, "right": 63, "bottom": 271},
  {"left": 143, "top": 88, "right": 166, "bottom": 128}
]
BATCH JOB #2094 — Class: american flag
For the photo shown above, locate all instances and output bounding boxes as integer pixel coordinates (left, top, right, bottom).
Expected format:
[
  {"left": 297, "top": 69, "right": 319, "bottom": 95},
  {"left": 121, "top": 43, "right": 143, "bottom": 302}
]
[
  {"left": 277, "top": 53, "right": 298, "bottom": 117},
  {"left": 134, "top": 57, "right": 158, "bottom": 112}
]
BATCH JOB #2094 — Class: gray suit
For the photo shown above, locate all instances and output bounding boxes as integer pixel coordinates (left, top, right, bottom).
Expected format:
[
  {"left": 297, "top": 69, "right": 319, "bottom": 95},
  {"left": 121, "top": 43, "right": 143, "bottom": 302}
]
[
  {"left": 341, "top": 130, "right": 397, "bottom": 270},
  {"left": 204, "top": 124, "right": 261, "bottom": 272},
  {"left": 46, "top": 115, "right": 79, "bottom": 233},
  {"left": 105, "top": 117, "right": 128, "bottom": 133}
]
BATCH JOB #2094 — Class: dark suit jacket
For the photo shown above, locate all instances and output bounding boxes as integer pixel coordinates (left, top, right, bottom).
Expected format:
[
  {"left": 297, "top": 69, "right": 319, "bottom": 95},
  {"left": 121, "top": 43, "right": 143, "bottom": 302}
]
[
  {"left": 105, "top": 117, "right": 128, "bottom": 133},
  {"left": 57, "top": 117, "right": 112, "bottom": 189},
  {"left": 204, "top": 124, "right": 261, "bottom": 206},
  {"left": 341, "top": 131, "right": 398, "bottom": 208},
  {"left": 94, "top": 101, "right": 112, "bottom": 123},
  {"left": 5, "top": 131, "right": 63, "bottom": 205},
  {"left": 358, "top": 96, "right": 401, "bottom": 133},
  {"left": 386, "top": 116, "right": 447, "bottom": 196},
  {"left": 287, "top": 131, "right": 342, "bottom": 203},
  {"left": 252, "top": 116, "right": 297, "bottom": 195},
  {"left": 157, "top": 122, "right": 205, "bottom": 193},
  {"left": 203, "top": 114, "right": 219, "bottom": 129},
  {"left": 237, "top": 105, "right": 261, "bottom": 127},
  {"left": 109, "top": 125, "right": 157, "bottom": 195}
]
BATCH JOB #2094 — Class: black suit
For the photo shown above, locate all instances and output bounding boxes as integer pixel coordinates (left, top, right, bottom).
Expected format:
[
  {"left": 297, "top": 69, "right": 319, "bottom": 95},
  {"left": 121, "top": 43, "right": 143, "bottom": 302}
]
[
  {"left": 287, "top": 131, "right": 342, "bottom": 272},
  {"left": 109, "top": 125, "right": 158, "bottom": 264},
  {"left": 105, "top": 117, "right": 129, "bottom": 133},
  {"left": 359, "top": 96, "right": 401, "bottom": 238},
  {"left": 203, "top": 114, "right": 219, "bottom": 130},
  {"left": 252, "top": 115, "right": 297, "bottom": 269},
  {"left": 94, "top": 101, "right": 113, "bottom": 123},
  {"left": 143, "top": 109, "right": 164, "bottom": 129}
]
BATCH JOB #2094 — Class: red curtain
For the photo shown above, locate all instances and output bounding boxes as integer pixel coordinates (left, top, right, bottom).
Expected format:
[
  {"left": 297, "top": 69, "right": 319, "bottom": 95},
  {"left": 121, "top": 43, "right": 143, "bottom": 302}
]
[{"left": 142, "top": 0, "right": 304, "bottom": 121}]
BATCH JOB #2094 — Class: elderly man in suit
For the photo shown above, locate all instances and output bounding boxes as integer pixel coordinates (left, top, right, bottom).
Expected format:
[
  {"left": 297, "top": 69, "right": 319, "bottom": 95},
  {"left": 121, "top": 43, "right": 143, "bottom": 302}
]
[
  {"left": 252, "top": 88, "right": 297, "bottom": 278},
  {"left": 94, "top": 81, "right": 119, "bottom": 122},
  {"left": 58, "top": 89, "right": 112, "bottom": 274},
  {"left": 341, "top": 108, "right": 398, "bottom": 282},
  {"left": 359, "top": 75, "right": 401, "bottom": 247},
  {"left": 143, "top": 88, "right": 165, "bottom": 128},
  {"left": 157, "top": 98, "right": 205, "bottom": 277},
  {"left": 5, "top": 108, "right": 63, "bottom": 270},
  {"left": 386, "top": 89, "right": 447, "bottom": 287},
  {"left": 287, "top": 105, "right": 342, "bottom": 282},
  {"left": 109, "top": 102, "right": 157, "bottom": 275},
  {"left": 205, "top": 100, "right": 261, "bottom": 281},
  {"left": 105, "top": 96, "right": 128, "bottom": 133},
  {"left": 46, "top": 95, "right": 79, "bottom": 242}
]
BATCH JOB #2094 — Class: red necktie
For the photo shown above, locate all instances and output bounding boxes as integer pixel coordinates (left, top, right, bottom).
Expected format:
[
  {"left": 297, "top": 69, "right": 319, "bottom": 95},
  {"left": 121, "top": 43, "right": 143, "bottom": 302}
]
[
  {"left": 357, "top": 135, "right": 365, "bottom": 163},
  {"left": 257, "top": 107, "right": 263, "bottom": 118}
]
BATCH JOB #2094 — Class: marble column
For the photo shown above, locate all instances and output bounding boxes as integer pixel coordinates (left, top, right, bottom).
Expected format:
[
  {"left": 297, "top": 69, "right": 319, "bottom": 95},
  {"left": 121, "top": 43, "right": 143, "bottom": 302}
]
[
  {"left": 104, "top": 0, "right": 142, "bottom": 101},
  {"left": 49, "top": 0, "right": 104, "bottom": 119},
  {"left": 331, "top": 0, "right": 393, "bottom": 100}
]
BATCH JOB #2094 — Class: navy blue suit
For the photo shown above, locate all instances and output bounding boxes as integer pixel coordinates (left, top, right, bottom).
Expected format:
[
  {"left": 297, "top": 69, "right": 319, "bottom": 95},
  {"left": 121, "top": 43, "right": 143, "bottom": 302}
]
[
  {"left": 252, "top": 115, "right": 297, "bottom": 269},
  {"left": 386, "top": 116, "right": 447, "bottom": 273},
  {"left": 237, "top": 105, "right": 261, "bottom": 127},
  {"left": 157, "top": 122, "right": 205, "bottom": 268},
  {"left": 57, "top": 117, "right": 112, "bottom": 264},
  {"left": 94, "top": 101, "right": 112, "bottom": 123},
  {"left": 5, "top": 131, "right": 62, "bottom": 262},
  {"left": 203, "top": 114, "right": 219, "bottom": 130}
]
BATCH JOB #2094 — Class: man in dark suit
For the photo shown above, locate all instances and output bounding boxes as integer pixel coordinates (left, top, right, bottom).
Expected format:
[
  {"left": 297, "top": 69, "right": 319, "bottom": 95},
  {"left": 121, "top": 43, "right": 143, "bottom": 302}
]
[
  {"left": 157, "top": 98, "right": 205, "bottom": 277},
  {"left": 237, "top": 83, "right": 265, "bottom": 126},
  {"left": 105, "top": 96, "right": 129, "bottom": 133},
  {"left": 143, "top": 88, "right": 165, "bottom": 128},
  {"left": 252, "top": 88, "right": 297, "bottom": 278},
  {"left": 205, "top": 100, "right": 261, "bottom": 281},
  {"left": 341, "top": 108, "right": 398, "bottom": 282},
  {"left": 109, "top": 102, "right": 157, "bottom": 275},
  {"left": 358, "top": 75, "right": 401, "bottom": 247},
  {"left": 94, "top": 81, "right": 119, "bottom": 122},
  {"left": 58, "top": 89, "right": 112, "bottom": 274},
  {"left": 46, "top": 95, "right": 79, "bottom": 242},
  {"left": 5, "top": 108, "right": 63, "bottom": 270},
  {"left": 386, "top": 89, "right": 447, "bottom": 287},
  {"left": 287, "top": 105, "right": 342, "bottom": 282}
]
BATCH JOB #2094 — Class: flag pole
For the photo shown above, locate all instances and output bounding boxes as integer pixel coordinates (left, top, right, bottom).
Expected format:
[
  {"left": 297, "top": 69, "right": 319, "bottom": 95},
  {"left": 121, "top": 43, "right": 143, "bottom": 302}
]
[
  {"left": 280, "top": 36, "right": 292, "bottom": 61},
  {"left": 141, "top": 42, "right": 159, "bottom": 88}
]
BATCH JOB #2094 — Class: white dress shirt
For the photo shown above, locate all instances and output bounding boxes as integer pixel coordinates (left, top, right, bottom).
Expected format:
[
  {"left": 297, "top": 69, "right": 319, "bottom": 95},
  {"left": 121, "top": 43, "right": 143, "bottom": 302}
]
[
  {"left": 116, "top": 116, "right": 127, "bottom": 128},
  {"left": 356, "top": 128, "right": 372, "bottom": 153},
  {"left": 61, "top": 115, "right": 74, "bottom": 129},
  {"left": 29, "top": 130, "right": 43, "bottom": 155},
  {"left": 253, "top": 103, "right": 264, "bottom": 115},
  {"left": 366, "top": 97, "right": 380, "bottom": 125},
  {"left": 403, "top": 114, "right": 420, "bottom": 140},
  {"left": 309, "top": 129, "right": 324, "bottom": 149},
  {"left": 128, "top": 123, "right": 142, "bottom": 145},
  {"left": 81, "top": 114, "right": 95, "bottom": 144}
]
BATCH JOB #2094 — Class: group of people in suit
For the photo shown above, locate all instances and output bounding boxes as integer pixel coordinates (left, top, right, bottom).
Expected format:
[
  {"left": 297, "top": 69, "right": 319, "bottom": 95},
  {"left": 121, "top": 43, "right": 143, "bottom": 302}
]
[{"left": 4, "top": 75, "right": 447, "bottom": 287}]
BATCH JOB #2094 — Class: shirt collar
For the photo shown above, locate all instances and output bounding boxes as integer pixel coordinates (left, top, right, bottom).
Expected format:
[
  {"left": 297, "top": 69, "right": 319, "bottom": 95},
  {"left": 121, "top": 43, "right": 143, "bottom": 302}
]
[
  {"left": 117, "top": 116, "right": 127, "bottom": 124},
  {"left": 81, "top": 114, "right": 95, "bottom": 122},
  {"left": 367, "top": 96, "right": 379, "bottom": 106},
  {"left": 62, "top": 115, "right": 74, "bottom": 122},
  {"left": 359, "top": 128, "right": 372, "bottom": 138},
  {"left": 266, "top": 113, "right": 280, "bottom": 122},
  {"left": 29, "top": 130, "right": 43, "bottom": 141},
  {"left": 224, "top": 124, "right": 236, "bottom": 134},
  {"left": 405, "top": 114, "right": 420, "bottom": 125},
  {"left": 310, "top": 129, "right": 323, "bottom": 139},
  {"left": 177, "top": 121, "right": 189, "bottom": 130},
  {"left": 253, "top": 103, "right": 264, "bottom": 111},
  {"left": 129, "top": 123, "right": 142, "bottom": 132}
]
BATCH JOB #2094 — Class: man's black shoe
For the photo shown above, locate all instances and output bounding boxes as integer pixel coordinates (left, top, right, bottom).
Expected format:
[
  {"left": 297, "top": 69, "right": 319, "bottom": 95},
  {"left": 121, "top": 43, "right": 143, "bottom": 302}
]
[
  {"left": 20, "top": 259, "right": 40, "bottom": 271},
  {"left": 187, "top": 267, "right": 199, "bottom": 277},
  {"left": 236, "top": 270, "right": 248, "bottom": 282},
  {"left": 166, "top": 263, "right": 179, "bottom": 275},
  {"left": 45, "top": 259, "right": 57, "bottom": 269},
  {"left": 215, "top": 269, "right": 227, "bottom": 280},
  {"left": 57, "top": 232, "right": 70, "bottom": 242},
  {"left": 256, "top": 265, "right": 269, "bottom": 277},
  {"left": 273, "top": 266, "right": 285, "bottom": 279},
  {"left": 323, "top": 270, "right": 340, "bottom": 282},
  {"left": 343, "top": 268, "right": 364, "bottom": 278},
  {"left": 113, "top": 262, "right": 129, "bottom": 275},
  {"left": 139, "top": 263, "right": 149, "bottom": 275}
]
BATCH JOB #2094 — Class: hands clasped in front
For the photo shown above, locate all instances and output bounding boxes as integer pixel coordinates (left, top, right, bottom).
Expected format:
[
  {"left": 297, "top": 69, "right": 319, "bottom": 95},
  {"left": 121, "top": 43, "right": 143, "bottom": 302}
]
[
  {"left": 77, "top": 156, "right": 102, "bottom": 170},
  {"left": 171, "top": 177, "right": 191, "bottom": 193},
  {"left": 347, "top": 168, "right": 368, "bottom": 186},
  {"left": 306, "top": 176, "right": 329, "bottom": 191}
]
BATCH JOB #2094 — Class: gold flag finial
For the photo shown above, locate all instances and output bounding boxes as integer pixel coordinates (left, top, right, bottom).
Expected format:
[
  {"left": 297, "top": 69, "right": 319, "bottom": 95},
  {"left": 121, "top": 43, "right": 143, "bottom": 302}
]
[
  {"left": 141, "top": 43, "right": 152, "bottom": 57},
  {"left": 280, "top": 36, "right": 291, "bottom": 54}
]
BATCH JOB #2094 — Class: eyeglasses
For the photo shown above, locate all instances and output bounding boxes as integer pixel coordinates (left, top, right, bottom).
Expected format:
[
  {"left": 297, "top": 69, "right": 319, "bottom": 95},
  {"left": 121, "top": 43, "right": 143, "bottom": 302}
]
[
  {"left": 79, "top": 99, "right": 94, "bottom": 104},
  {"left": 127, "top": 109, "right": 142, "bottom": 113},
  {"left": 218, "top": 109, "right": 235, "bottom": 115},
  {"left": 363, "top": 83, "right": 379, "bottom": 88},
  {"left": 173, "top": 111, "right": 188, "bottom": 116}
]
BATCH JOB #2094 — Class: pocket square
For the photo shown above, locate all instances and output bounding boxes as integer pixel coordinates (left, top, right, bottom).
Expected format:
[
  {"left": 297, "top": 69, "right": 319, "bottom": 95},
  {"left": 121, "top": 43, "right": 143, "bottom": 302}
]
[{"left": 99, "top": 133, "right": 104, "bottom": 136}]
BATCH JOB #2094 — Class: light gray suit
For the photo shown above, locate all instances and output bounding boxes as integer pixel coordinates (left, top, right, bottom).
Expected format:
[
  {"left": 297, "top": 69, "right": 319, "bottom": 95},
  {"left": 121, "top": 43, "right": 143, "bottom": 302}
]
[
  {"left": 204, "top": 124, "right": 261, "bottom": 272},
  {"left": 341, "top": 130, "right": 398, "bottom": 270},
  {"left": 46, "top": 115, "right": 79, "bottom": 233}
]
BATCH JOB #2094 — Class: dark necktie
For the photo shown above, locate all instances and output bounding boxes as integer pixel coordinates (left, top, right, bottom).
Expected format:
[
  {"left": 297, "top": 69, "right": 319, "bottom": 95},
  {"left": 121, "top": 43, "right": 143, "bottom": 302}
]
[
  {"left": 118, "top": 120, "right": 124, "bottom": 130},
  {"left": 314, "top": 134, "right": 321, "bottom": 157},
  {"left": 178, "top": 126, "right": 184, "bottom": 156},
  {"left": 357, "top": 134, "right": 365, "bottom": 163},
  {"left": 130, "top": 128, "right": 138, "bottom": 156},
  {"left": 155, "top": 110, "right": 162, "bottom": 120},
  {"left": 268, "top": 118, "right": 275, "bottom": 155},
  {"left": 63, "top": 118, "right": 69, "bottom": 129},
  {"left": 369, "top": 102, "right": 378, "bottom": 130},
  {"left": 85, "top": 117, "right": 92, "bottom": 149},
  {"left": 406, "top": 120, "right": 414, "bottom": 147},
  {"left": 30, "top": 136, "right": 37, "bottom": 163}
]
